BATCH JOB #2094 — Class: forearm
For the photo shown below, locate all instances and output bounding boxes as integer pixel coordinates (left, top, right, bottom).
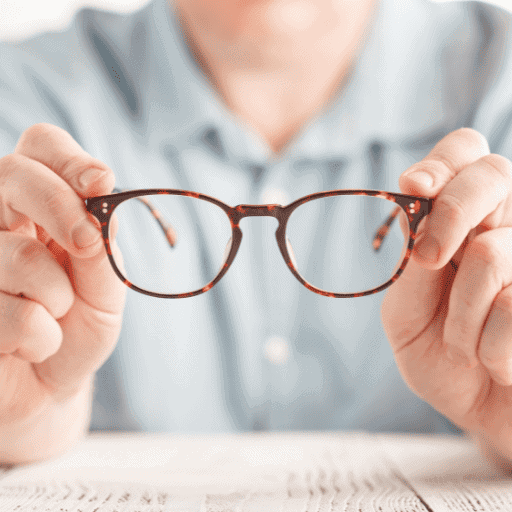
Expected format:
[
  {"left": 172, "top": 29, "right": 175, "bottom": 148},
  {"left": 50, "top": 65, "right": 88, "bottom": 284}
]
[{"left": 0, "top": 376, "right": 94, "bottom": 466}]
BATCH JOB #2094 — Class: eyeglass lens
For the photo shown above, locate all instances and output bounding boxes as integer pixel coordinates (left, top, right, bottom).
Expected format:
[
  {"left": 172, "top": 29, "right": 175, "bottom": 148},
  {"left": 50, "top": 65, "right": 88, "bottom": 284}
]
[{"left": 109, "top": 193, "right": 409, "bottom": 296}]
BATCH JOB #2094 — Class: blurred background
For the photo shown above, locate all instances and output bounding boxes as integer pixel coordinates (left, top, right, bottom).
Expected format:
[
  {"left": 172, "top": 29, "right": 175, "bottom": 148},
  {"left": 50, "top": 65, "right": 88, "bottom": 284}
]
[{"left": 1, "top": 0, "right": 512, "bottom": 42}]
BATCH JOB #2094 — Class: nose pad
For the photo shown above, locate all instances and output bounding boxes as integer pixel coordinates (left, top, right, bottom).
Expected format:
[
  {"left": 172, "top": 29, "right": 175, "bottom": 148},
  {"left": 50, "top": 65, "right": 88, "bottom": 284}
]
[
  {"left": 219, "top": 236, "right": 232, "bottom": 273},
  {"left": 398, "top": 207, "right": 410, "bottom": 240},
  {"left": 391, "top": 236, "right": 409, "bottom": 276},
  {"left": 286, "top": 237, "right": 298, "bottom": 269},
  {"left": 109, "top": 211, "right": 119, "bottom": 241},
  {"left": 390, "top": 209, "right": 413, "bottom": 276}
]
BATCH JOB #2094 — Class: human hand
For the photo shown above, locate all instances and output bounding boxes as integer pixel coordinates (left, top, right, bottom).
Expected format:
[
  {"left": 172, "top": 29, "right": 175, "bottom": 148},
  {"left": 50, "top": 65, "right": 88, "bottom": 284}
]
[
  {"left": 0, "top": 123, "right": 127, "bottom": 460},
  {"left": 381, "top": 127, "right": 512, "bottom": 462}
]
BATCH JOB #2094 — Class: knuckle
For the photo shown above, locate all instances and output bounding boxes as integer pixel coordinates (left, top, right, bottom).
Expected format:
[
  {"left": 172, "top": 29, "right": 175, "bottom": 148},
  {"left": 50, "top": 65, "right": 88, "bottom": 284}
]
[
  {"left": 16, "top": 299, "right": 43, "bottom": 342},
  {"left": 42, "top": 183, "right": 70, "bottom": 213},
  {"left": 34, "top": 183, "right": 73, "bottom": 235},
  {"left": 60, "top": 154, "right": 89, "bottom": 175},
  {"left": 0, "top": 153, "right": 22, "bottom": 182},
  {"left": 11, "top": 238, "right": 47, "bottom": 268},
  {"left": 469, "top": 233, "right": 507, "bottom": 268},
  {"left": 16, "top": 122, "right": 56, "bottom": 150},
  {"left": 492, "top": 290, "right": 512, "bottom": 316},
  {"left": 482, "top": 154, "right": 512, "bottom": 180},
  {"left": 0, "top": 152, "right": 20, "bottom": 170},
  {"left": 453, "top": 127, "right": 490, "bottom": 153},
  {"left": 0, "top": 295, "right": 19, "bottom": 352},
  {"left": 466, "top": 235, "right": 508, "bottom": 293},
  {"left": 480, "top": 354, "right": 512, "bottom": 386},
  {"left": 481, "top": 353, "right": 512, "bottom": 368},
  {"left": 435, "top": 193, "right": 468, "bottom": 225},
  {"left": 58, "top": 154, "right": 103, "bottom": 181},
  {"left": 430, "top": 153, "right": 459, "bottom": 178}
]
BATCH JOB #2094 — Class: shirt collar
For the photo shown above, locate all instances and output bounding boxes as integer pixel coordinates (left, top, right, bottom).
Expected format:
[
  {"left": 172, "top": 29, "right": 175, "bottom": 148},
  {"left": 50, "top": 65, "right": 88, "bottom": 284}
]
[{"left": 148, "top": 0, "right": 445, "bottom": 166}]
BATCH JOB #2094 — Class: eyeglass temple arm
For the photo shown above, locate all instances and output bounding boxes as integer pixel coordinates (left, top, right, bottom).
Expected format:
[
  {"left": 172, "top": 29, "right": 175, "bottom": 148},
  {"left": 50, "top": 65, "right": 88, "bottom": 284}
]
[
  {"left": 111, "top": 187, "right": 177, "bottom": 247},
  {"left": 372, "top": 205, "right": 402, "bottom": 252}
]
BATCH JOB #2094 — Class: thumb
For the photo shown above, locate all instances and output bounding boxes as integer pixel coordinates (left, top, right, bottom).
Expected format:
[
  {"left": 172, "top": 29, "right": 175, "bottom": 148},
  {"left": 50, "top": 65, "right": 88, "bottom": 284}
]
[
  {"left": 381, "top": 179, "right": 463, "bottom": 353},
  {"left": 65, "top": 175, "right": 126, "bottom": 316},
  {"left": 35, "top": 176, "right": 127, "bottom": 393}
]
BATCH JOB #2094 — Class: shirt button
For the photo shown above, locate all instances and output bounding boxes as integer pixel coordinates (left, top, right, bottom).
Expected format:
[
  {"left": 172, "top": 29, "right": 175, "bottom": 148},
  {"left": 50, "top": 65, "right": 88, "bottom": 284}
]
[
  {"left": 264, "top": 336, "right": 290, "bottom": 365},
  {"left": 260, "top": 187, "right": 289, "bottom": 206}
]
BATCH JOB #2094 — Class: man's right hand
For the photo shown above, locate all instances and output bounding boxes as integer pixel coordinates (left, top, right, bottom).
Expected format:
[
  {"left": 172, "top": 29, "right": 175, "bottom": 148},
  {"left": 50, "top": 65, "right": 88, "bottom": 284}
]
[{"left": 0, "top": 123, "right": 127, "bottom": 463}]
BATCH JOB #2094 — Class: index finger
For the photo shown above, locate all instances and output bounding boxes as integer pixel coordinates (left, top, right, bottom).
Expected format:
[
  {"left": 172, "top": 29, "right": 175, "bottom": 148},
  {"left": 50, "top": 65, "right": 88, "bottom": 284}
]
[
  {"left": 399, "top": 127, "right": 490, "bottom": 198},
  {"left": 1, "top": 153, "right": 104, "bottom": 258},
  {"left": 15, "top": 123, "right": 115, "bottom": 199},
  {"left": 412, "top": 154, "right": 512, "bottom": 270},
  {"left": 398, "top": 128, "right": 493, "bottom": 269}
]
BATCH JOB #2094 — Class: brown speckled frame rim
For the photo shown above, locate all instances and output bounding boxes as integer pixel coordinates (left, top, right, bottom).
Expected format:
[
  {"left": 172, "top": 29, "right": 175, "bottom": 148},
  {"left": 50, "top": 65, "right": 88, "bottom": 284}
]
[{"left": 86, "top": 188, "right": 433, "bottom": 299}]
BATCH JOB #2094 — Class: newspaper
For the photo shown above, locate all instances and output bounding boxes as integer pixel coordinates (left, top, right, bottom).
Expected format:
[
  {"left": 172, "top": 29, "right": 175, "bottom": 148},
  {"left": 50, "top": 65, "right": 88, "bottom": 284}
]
[{"left": 0, "top": 431, "right": 510, "bottom": 511}]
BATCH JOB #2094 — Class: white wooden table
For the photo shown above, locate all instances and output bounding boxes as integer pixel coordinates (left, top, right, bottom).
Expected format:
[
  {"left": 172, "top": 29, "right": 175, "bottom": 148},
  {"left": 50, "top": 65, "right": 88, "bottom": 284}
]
[{"left": 1, "top": 430, "right": 511, "bottom": 511}]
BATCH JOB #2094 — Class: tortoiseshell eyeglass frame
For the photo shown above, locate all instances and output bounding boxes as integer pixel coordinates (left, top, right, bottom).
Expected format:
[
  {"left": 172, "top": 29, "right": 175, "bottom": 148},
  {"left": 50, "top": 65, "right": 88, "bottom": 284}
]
[{"left": 85, "top": 187, "right": 433, "bottom": 299}]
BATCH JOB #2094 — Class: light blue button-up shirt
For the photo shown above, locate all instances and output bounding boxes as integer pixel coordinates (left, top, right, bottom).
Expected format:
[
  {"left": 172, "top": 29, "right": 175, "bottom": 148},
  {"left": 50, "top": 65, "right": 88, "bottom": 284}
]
[{"left": 1, "top": 0, "right": 512, "bottom": 435}]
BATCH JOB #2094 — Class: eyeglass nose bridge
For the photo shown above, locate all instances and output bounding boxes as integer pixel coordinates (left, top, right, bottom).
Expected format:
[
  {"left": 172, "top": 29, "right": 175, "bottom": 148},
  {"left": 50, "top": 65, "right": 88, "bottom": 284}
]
[
  {"left": 230, "top": 204, "right": 284, "bottom": 225},
  {"left": 227, "top": 203, "right": 296, "bottom": 277}
]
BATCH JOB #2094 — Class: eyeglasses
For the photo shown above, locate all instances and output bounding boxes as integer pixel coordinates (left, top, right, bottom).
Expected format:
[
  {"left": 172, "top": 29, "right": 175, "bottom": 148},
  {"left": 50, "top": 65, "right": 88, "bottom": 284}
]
[{"left": 85, "top": 188, "right": 432, "bottom": 299}]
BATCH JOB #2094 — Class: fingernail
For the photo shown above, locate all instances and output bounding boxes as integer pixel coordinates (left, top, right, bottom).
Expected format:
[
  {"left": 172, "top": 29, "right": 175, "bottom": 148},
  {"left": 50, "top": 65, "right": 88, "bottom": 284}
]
[
  {"left": 405, "top": 170, "right": 434, "bottom": 189},
  {"left": 446, "top": 345, "right": 471, "bottom": 367},
  {"left": 72, "top": 219, "right": 101, "bottom": 249},
  {"left": 414, "top": 232, "right": 440, "bottom": 263},
  {"left": 79, "top": 168, "right": 107, "bottom": 189}
]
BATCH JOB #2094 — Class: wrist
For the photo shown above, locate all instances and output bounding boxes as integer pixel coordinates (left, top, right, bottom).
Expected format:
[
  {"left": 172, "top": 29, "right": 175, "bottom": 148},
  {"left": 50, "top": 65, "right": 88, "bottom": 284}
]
[{"left": 0, "top": 376, "right": 94, "bottom": 465}]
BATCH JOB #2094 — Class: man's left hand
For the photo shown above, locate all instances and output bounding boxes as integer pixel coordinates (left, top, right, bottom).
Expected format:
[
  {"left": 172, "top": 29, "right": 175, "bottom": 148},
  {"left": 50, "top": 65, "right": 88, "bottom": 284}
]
[{"left": 381, "top": 127, "right": 512, "bottom": 464}]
